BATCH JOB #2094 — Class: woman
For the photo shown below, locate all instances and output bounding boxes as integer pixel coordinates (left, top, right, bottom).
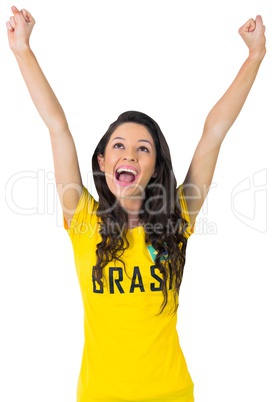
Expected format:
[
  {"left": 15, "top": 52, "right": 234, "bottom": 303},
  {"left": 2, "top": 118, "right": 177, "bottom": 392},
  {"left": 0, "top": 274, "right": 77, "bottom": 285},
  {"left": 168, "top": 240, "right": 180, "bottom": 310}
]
[{"left": 6, "top": 6, "right": 266, "bottom": 401}]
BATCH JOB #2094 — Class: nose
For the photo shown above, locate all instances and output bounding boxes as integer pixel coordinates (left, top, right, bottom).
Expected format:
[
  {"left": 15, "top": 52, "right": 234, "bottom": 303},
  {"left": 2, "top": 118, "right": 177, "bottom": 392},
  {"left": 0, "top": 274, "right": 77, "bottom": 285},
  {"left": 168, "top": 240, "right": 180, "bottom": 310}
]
[
  {"left": 123, "top": 149, "right": 138, "bottom": 162},
  {"left": 123, "top": 156, "right": 137, "bottom": 162}
]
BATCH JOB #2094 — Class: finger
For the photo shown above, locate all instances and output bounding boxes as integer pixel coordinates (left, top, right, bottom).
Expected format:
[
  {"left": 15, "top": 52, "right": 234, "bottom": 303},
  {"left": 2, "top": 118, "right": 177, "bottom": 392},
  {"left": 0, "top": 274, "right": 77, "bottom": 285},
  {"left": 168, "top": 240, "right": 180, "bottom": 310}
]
[
  {"left": 239, "top": 18, "right": 255, "bottom": 35},
  {"left": 247, "top": 18, "right": 255, "bottom": 32},
  {"left": 11, "top": 5, "right": 25, "bottom": 24},
  {"left": 255, "top": 15, "right": 265, "bottom": 32},
  {"left": 9, "top": 16, "right": 16, "bottom": 29},
  {"left": 248, "top": 21, "right": 255, "bottom": 32},
  {"left": 6, "top": 21, "right": 14, "bottom": 31},
  {"left": 11, "top": 5, "right": 19, "bottom": 17},
  {"left": 11, "top": 5, "right": 19, "bottom": 13},
  {"left": 255, "top": 15, "right": 263, "bottom": 26},
  {"left": 21, "top": 8, "right": 35, "bottom": 24}
]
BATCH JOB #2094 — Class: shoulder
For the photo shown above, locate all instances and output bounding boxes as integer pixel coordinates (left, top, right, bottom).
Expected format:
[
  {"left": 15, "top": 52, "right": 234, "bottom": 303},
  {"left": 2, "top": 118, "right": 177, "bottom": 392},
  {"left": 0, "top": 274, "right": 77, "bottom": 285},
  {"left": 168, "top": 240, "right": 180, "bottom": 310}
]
[
  {"left": 176, "top": 184, "right": 194, "bottom": 237},
  {"left": 64, "top": 186, "right": 99, "bottom": 231}
]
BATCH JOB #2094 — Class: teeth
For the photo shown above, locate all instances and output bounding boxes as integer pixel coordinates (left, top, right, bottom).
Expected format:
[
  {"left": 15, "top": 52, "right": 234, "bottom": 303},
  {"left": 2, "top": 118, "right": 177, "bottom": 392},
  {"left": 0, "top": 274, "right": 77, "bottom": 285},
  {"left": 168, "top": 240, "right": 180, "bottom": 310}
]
[{"left": 116, "top": 168, "right": 137, "bottom": 175}]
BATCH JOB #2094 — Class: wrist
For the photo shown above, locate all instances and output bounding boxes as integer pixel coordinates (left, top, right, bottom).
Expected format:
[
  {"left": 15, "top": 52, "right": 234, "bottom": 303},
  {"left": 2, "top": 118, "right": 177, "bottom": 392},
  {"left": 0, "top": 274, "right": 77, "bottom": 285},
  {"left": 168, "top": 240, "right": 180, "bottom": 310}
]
[
  {"left": 12, "top": 44, "right": 33, "bottom": 59},
  {"left": 248, "top": 48, "right": 266, "bottom": 63}
]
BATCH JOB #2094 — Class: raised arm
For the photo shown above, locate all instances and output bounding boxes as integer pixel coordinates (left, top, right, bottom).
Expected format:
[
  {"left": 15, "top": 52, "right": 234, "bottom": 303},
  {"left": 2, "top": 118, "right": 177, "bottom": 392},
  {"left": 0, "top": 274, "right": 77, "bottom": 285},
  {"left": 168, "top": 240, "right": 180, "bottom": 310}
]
[
  {"left": 183, "top": 16, "right": 266, "bottom": 227},
  {"left": 6, "top": 6, "right": 83, "bottom": 226}
]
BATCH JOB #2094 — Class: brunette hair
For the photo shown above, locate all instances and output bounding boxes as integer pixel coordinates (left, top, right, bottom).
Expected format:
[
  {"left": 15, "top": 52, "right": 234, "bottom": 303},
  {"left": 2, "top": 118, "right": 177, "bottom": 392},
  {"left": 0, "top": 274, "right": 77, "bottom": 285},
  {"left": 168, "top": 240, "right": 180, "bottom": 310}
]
[{"left": 91, "top": 111, "right": 188, "bottom": 314}]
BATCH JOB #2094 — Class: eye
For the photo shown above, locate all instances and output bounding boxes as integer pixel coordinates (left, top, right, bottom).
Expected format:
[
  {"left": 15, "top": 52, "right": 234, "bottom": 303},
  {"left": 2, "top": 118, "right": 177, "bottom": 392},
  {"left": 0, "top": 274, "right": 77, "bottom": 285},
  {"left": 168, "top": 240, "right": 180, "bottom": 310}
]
[
  {"left": 113, "top": 143, "right": 124, "bottom": 149},
  {"left": 138, "top": 146, "right": 149, "bottom": 152}
]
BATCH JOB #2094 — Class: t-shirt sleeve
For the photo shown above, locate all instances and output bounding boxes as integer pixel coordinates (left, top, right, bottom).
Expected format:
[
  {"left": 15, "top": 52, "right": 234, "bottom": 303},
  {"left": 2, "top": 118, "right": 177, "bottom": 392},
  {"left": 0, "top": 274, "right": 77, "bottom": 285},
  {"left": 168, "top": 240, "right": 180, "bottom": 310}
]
[
  {"left": 177, "top": 184, "right": 194, "bottom": 239},
  {"left": 63, "top": 186, "right": 98, "bottom": 239}
]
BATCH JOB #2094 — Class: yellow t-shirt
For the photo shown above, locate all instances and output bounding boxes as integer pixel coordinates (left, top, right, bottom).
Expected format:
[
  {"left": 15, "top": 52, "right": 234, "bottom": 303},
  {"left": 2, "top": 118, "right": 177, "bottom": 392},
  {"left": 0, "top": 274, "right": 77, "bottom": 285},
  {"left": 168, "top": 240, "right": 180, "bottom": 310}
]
[{"left": 65, "top": 185, "right": 194, "bottom": 402}]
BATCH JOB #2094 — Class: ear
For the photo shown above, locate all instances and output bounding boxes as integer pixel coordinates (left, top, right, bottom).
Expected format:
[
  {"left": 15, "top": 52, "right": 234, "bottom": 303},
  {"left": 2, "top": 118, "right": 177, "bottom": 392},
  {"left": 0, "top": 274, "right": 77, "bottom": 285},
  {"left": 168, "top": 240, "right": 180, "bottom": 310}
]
[
  {"left": 97, "top": 154, "right": 105, "bottom": 172},
  {"left": 152, "top": 169, "right": 158, "bottom": 178}
]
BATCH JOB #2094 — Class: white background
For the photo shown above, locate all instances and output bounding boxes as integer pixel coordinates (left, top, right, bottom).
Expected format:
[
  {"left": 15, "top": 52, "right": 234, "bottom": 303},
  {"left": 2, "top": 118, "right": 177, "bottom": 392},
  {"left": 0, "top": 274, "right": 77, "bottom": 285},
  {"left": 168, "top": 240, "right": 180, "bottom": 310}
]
[{"left": 0, "top": 1, "right": 271, "bottom": 401}]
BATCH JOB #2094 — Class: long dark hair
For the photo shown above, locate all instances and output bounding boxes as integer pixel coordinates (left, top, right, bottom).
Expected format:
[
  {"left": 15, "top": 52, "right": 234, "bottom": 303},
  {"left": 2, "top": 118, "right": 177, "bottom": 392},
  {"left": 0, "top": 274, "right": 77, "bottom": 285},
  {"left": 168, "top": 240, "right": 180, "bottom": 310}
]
[{"left": 91, "top": 111, "right": 188, "bottom": 314}]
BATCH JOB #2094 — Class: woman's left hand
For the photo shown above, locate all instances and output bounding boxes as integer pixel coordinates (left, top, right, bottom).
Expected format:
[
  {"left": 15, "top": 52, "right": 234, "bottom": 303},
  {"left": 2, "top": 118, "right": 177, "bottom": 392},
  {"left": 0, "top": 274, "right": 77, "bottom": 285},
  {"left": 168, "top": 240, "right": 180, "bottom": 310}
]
[{"left": 238, "top": 15, "right": 266, "bottom": 60}]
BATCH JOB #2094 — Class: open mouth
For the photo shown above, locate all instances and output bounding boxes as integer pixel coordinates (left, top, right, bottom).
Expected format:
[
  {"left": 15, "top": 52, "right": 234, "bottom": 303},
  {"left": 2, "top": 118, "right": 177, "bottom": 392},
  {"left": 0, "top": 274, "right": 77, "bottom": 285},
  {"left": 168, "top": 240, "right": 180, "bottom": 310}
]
[{"left": 115, "top": 167, "right": 138, "bottom": 185}]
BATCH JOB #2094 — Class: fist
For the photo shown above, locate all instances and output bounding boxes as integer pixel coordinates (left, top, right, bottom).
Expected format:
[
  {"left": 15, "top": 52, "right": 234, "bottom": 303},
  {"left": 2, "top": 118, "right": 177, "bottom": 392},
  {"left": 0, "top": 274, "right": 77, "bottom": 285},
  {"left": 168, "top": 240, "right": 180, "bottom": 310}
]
[
  {"left": 238, "top": 15, "right": 266, "bottom": 59},
  {"left": 6, "top": 6, "right": 35, "bottom": 52}
]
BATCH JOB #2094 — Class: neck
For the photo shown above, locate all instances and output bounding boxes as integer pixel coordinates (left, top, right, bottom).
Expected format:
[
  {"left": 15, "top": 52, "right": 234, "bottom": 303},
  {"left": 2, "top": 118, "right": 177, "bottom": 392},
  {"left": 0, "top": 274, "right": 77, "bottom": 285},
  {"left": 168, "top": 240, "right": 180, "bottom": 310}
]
[
  {"left": 127, "top": 215, "right": 141, "bottom": 229},
  {"left": 119, "top": 198, "right": 142, "bottom": 228}
]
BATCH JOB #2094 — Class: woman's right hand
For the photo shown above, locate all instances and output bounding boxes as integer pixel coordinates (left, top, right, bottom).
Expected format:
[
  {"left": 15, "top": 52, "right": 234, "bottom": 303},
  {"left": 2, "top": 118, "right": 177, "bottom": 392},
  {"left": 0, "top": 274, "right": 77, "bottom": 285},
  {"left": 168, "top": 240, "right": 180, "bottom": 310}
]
[{"left": 6, "top": 6, "right": 35, "bottom": 53}]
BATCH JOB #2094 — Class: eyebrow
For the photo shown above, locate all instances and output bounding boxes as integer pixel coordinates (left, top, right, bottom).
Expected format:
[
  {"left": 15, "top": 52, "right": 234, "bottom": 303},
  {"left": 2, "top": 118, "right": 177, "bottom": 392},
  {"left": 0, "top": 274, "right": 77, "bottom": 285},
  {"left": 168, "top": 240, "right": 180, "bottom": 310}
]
[{"left": 111, "top": 136, "right": 153, "bottom": 146}]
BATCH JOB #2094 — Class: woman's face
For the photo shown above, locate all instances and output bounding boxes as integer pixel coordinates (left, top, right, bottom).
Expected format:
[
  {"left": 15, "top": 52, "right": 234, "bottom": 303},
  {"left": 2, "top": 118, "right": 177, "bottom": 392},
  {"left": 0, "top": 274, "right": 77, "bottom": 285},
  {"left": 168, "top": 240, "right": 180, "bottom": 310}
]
[{"left": 97, "top": 122, "right": 157, "bottom": 203}]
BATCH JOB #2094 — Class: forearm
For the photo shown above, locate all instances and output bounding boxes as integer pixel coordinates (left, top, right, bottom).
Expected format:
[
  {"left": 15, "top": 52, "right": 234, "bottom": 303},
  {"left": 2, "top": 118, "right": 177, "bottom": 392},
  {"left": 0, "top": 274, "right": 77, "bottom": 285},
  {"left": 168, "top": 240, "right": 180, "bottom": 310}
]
[
  {"left": 204, "top": 53, "right": 264, "bottom": 143},
  {"left": 13, "top": 46, "right": 68, "bottom": 134}
]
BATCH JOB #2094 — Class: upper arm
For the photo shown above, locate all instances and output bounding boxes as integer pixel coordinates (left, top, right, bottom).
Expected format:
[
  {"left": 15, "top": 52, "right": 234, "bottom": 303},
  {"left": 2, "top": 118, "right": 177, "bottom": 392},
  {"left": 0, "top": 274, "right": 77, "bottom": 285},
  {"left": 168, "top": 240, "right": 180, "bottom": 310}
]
[
  {"left": 50, "top": 128, "right": 83, "bottom": 225},
  {"left": 182, "top": 132, "right": 221, "bottom": 227}
]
